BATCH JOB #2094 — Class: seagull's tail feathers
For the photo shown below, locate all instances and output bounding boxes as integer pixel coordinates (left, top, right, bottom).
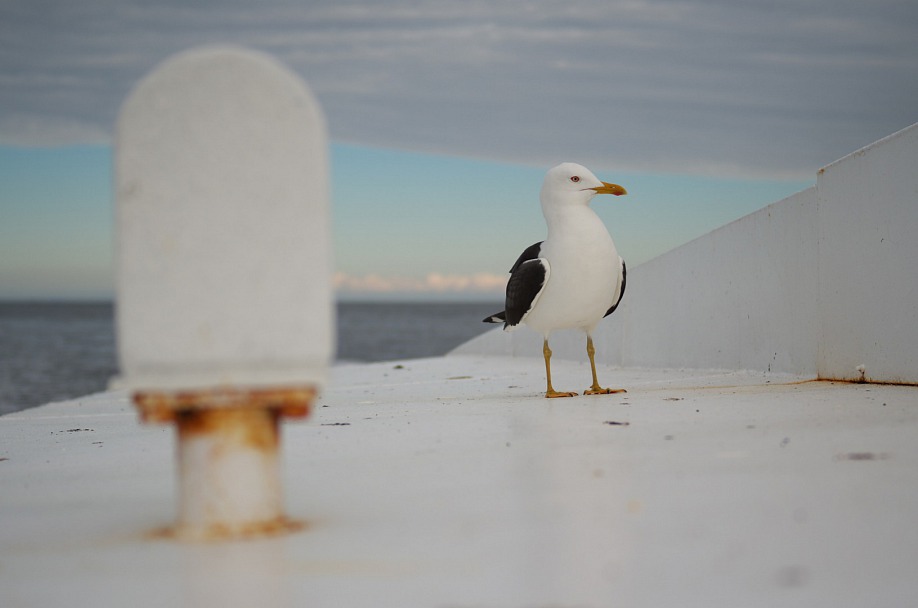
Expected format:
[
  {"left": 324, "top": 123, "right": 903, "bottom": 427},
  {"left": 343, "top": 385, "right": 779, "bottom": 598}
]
[
  {"left": 483, "top": 311, "right": 520, "bottom": 331},
  {"left": 483, "top": 311, "right": 506, "bottom": 324}
]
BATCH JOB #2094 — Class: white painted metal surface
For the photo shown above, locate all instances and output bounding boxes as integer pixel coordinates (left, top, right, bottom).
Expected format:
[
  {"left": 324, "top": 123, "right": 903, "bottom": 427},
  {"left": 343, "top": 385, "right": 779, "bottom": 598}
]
[
  {"left": 459, "top": 122, "right": 918, "bottom": 384},
  {"left": 2, "top": 357, "right": 917, "bottom": 607},
  {"left": 114, "top": 46, "right": 332, "bottom": 393}
]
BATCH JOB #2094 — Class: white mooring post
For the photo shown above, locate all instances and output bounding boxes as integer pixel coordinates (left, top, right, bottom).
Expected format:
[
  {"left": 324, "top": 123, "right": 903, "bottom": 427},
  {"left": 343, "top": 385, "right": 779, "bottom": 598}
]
[{"left": 113, "top": 46, "right": 333, "bottom": 540}]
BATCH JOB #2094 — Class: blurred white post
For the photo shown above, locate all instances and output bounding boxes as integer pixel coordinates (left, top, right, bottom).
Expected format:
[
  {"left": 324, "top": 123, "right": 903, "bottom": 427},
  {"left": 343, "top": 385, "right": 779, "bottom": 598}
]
[{"left": 113, "top": 46, "right": 333, "bottom": 540}]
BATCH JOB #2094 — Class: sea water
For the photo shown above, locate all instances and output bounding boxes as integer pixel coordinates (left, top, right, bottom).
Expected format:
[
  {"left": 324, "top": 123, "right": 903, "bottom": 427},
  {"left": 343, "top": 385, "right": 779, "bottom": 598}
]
[{"left": 0, "top": 300, "right": 500, "bottom": 415}]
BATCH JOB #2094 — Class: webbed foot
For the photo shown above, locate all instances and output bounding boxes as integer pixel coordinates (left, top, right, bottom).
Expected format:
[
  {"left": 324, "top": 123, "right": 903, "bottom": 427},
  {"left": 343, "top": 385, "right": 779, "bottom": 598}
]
[
  {"left": 583, "top": 386, "right": 627, "bottom": 396},
  {"left": 545, "top": 389, "right": 578, "bottom": 399}
]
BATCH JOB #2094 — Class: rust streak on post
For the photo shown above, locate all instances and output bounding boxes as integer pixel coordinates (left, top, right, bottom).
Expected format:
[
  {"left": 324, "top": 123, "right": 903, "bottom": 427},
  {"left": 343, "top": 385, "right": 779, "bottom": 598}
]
[
  {"left": 176, "top": 408, "right": 280, "bottom": 453},
  {"left": 134, "top": 386, "right": 316, "bottom": 424}
]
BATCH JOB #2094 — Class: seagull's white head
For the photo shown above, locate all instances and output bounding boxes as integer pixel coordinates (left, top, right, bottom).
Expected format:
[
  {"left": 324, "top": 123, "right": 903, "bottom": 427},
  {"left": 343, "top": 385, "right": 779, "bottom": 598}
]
[{"left": 540, "top": 162, "right": 627, "bottom": 212}]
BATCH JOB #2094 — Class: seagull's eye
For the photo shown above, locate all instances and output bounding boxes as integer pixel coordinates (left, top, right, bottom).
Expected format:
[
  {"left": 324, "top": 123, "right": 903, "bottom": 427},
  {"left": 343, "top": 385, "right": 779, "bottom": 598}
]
[{"left": 570, "top": 176, "right": 581, "bottom": 183}]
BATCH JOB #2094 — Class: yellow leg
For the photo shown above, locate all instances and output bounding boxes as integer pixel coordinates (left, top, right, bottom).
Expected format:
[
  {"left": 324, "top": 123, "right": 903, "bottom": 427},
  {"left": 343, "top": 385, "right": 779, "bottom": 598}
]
[
  {"left": 543, "top": 339, "right": 576, "bottom": 398},
  {"left": 583, "top": 335, "right": 626, "bottom": 395}
]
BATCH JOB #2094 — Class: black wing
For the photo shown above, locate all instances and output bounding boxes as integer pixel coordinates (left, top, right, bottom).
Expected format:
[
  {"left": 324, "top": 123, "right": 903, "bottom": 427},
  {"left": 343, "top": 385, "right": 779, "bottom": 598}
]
[
  {"left": 483, "top": 241, "right": 548, "bottom": 328},
  {"left": 603, "top": 258, "right": 626, "bottom": 318},
  {"left": 504, "top": 258, "right": 548, "bottom": 327}
]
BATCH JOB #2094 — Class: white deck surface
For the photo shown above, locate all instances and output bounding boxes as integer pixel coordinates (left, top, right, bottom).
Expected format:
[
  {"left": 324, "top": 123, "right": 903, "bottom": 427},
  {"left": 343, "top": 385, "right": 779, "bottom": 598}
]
[{"left": 2, "top": 354, "right": 917, "bottom": 607}]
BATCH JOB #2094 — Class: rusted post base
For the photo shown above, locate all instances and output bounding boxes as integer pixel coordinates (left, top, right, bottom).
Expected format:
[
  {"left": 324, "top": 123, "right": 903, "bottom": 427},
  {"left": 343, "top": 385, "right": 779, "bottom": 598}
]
[
  {"left": 175, "top": 408, "right": 283, "bottom": 539},
  {"left": 134, "top": 387, "right": 313, "bottom": 541}
]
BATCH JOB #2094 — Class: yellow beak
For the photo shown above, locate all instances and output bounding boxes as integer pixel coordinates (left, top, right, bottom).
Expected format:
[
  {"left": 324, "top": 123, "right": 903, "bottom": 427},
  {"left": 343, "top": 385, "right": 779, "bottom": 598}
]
[{"left": 590, "top": 181, "right": 627, "bottom": 196}]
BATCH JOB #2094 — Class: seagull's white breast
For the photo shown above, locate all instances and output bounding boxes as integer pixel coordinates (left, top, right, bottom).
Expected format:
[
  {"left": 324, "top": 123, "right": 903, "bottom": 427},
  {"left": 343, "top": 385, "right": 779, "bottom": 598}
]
[{"left": 522, "top": 206, "right": 619, "bottom": 334}]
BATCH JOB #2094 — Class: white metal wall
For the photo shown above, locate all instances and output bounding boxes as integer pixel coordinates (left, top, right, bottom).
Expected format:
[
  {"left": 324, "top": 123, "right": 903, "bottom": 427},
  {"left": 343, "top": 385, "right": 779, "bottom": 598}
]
[{"left": 816, "top": 124, "right": 918, "bottom": 383}]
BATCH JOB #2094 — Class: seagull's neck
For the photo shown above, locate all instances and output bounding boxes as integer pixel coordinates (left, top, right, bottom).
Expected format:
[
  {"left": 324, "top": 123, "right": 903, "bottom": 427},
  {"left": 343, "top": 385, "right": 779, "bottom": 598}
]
[{"left": 542, "top": 203, "right": 605, "bottom": 241}]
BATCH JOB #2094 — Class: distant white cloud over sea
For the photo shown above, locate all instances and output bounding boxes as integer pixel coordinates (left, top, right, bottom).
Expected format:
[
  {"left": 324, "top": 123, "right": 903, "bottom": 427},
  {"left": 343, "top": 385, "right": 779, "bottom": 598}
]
[{"left": 334, "top": 271, "right": 506, "bottom": 299}]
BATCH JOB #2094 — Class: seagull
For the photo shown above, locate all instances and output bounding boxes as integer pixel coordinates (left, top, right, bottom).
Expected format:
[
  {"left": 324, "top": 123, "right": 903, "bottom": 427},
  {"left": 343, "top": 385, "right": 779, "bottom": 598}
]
[{"left": 484, "top": 163, "right": 628, "bottom": 398}]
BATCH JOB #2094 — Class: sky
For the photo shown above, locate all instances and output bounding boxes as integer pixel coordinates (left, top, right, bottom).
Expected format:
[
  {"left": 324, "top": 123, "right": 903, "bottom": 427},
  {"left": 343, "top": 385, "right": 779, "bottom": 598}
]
[{"left": 1, "top": 0, "right": 916, "bottom": 301}]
